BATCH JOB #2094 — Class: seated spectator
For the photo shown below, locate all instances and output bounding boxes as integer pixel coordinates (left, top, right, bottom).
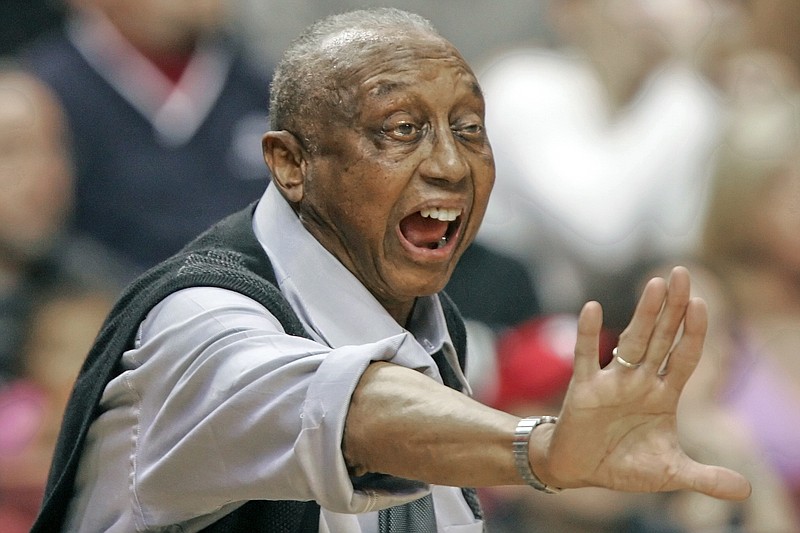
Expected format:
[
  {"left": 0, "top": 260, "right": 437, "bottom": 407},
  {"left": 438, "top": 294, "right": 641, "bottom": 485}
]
[
  {"left": 0, "top": 66, "right": 133, "bottom": 383},
  {"left": 696, "top": 57, "right": 800, "bottom": 519},
  {"left": 22, "top": 0, "right": 274, "bottom": 270},
  {"left": 0, "top": 284, "right": 114, "bottom": 533},
  {"left": 624, "top": 56, "right": 800, "bottom": 530}
]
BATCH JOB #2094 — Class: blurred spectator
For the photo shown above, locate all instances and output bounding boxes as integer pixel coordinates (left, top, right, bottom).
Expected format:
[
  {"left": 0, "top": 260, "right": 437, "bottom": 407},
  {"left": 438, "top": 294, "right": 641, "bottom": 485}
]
[
  {"left": 695, "top": 54, "right": 800, "bottom": 519},
  {"left": 0, "top": 284, "right": 114, "bottom": 533},
  {"left": 620, "top": 52, "right": 800, "bottom": 531},
  {"left": 22, "top": 0, "right": 274, "bottom": 271},
  {"left": 0, "top": 66, "right": 133, "bottom": 383},
  {"left": 475, "top": 0, "right": 749, "bottom": 329}
]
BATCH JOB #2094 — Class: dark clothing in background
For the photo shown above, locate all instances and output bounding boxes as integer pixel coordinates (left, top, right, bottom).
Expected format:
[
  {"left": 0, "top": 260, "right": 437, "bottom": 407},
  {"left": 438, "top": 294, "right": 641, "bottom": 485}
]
[
  {"left": 446, "top": 242, "right": 541, "bottom": 331},
  {"left": 22, "top": 29, "right": 273, "bottom": 271}
]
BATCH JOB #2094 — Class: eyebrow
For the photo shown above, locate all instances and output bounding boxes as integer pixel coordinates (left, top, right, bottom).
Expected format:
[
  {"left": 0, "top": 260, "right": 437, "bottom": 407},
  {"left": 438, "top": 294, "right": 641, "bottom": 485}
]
[{"left": 367, "top": 80, "right": 409, "bottom": 98}]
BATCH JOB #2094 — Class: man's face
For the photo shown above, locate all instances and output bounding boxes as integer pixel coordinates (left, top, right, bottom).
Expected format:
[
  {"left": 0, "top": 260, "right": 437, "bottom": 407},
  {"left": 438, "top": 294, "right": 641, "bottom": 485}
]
[
  {"left": 0, "top": 76, "right": 72, "bottom": 261},
  {"left": 296, "top": 33, "right": 494, "bottom": 318},
  {"left": 82, "top": 0, "right": 228, "bottom": 53}
]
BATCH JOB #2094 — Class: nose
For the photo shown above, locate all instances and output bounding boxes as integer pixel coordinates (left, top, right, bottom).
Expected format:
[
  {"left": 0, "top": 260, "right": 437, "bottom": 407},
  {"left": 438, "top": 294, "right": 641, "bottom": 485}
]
[{"left": 419, "top": 125, "right": 469, "bottom": 184}]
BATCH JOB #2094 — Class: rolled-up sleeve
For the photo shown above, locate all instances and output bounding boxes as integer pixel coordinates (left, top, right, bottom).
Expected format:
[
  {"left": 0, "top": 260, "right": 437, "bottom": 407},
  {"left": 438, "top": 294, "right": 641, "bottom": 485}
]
[{"left": 118, "top": 287, "right": 436, "bottom": 527}]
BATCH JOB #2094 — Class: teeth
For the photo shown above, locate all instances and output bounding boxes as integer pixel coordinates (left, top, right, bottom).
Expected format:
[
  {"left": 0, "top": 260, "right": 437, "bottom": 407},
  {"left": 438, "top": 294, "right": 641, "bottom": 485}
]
[{"left": 420, "top": 207, "right": 461, "bottom": 222}]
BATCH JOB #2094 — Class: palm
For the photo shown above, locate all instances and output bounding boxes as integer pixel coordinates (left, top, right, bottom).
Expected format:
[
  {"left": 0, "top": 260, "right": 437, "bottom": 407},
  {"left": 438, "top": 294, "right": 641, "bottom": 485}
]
[
  {"left": 556, "top": 371, "right": 685, "bottom": 492},
  {"left": 542, "top": 267, "right": 751, "bottom": 500}
]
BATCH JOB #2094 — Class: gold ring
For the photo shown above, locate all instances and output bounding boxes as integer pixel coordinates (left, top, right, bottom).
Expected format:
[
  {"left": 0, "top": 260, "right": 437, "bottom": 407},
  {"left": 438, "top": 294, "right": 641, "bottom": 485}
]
[{"left": 613, "top": 347, "right": 642, "bottom": 369}]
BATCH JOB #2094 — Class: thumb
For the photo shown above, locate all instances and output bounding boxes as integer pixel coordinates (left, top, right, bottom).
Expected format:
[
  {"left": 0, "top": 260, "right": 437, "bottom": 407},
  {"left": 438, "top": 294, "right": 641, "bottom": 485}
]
[{"left": 678, "top": 461, "right": 752, "bottom": 501}]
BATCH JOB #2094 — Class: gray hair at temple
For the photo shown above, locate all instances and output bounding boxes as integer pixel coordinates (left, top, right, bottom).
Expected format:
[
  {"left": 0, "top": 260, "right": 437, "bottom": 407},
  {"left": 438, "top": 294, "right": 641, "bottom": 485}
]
[{"left": 268, "top": 8, "right": 440, "bottom": 152}]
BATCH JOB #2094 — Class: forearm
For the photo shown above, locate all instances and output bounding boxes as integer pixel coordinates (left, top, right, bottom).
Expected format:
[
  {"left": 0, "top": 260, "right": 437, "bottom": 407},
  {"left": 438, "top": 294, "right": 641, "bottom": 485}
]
[{"left": 343, "top": 361, "right": 537, "bottom": 488}]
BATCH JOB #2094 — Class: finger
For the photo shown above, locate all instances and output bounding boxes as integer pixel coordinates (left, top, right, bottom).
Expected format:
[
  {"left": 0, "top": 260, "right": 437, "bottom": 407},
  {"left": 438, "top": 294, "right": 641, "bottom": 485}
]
[
  {"left": 677, "top": 461, "right": 752, "bottom": 501},
  {"left": 573, "top": 301, "right": 603, "bottom": 379},
  {"left": 641, "top": 266, "right": 692, "bottom": 371},
  {"left": 661, "top": 297, "right": 708, "bottom": 392},
  {"left": 615, "top": 276, "right": 668, "bottom": 366}
]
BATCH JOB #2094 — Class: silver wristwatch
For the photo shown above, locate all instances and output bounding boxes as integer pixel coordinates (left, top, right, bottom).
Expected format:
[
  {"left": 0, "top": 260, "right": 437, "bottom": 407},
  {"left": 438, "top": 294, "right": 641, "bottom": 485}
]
[{"left": 513, "top": 415, "right": 563, "bottom": 494}]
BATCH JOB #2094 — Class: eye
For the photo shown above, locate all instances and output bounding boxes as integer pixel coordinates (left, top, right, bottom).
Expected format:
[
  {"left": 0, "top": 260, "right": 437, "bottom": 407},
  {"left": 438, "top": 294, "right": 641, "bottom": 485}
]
[
  {"left": 453, "top": 120, "right": 485, "bottom": 141},
  {"left": 382, "top": 119, "right": 422, "bottom": 141}
]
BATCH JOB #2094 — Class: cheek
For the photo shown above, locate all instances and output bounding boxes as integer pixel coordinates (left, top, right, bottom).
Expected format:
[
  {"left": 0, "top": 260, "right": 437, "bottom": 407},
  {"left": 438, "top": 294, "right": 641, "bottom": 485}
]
[
  {"left": 335, "top": 157, "right": 409, "bottom": 218},
  {"left": 318, "top": 174, "right": 395, "bottom": 245}
]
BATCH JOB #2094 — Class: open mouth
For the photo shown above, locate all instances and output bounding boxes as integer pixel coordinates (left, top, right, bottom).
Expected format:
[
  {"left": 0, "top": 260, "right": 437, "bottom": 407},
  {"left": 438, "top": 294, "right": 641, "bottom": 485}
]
[{"left": 399, "top": 207, "right": 462, "bottom": 251}]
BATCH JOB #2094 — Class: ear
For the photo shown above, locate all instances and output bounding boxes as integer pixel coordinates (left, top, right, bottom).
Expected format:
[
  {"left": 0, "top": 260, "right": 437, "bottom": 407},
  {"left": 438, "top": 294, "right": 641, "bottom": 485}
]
[{"left": 263, "top": 130, "right": 307, "bottom": 203}]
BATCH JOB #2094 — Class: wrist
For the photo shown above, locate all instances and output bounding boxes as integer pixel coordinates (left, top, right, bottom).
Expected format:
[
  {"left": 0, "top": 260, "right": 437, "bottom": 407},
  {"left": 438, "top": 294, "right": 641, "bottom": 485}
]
[{"left": 513, "top": 416, "right": 563, "bottom": 494}]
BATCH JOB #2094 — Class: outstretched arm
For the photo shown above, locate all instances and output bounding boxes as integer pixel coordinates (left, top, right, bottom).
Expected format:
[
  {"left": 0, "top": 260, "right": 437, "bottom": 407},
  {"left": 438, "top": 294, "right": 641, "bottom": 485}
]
[{"left": 343, "top": 266, "right": 751, "bottom": 500}]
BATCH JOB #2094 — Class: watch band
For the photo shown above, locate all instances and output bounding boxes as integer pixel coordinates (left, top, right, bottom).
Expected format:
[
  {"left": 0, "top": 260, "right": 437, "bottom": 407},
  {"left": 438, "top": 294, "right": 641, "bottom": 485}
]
[{"left": 513, "top": 415, "right": 563, "bottom": 494}]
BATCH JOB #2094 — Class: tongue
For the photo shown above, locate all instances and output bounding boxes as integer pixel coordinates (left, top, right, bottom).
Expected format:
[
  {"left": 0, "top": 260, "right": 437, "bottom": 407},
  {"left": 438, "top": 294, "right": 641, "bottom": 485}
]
[{"left": 400, "top": 212, "right": 448, "bottom": 248}]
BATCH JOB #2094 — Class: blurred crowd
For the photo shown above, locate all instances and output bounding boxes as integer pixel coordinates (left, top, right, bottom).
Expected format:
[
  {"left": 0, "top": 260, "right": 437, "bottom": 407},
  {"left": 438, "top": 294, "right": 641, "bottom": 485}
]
[{"left": 1, "top": 1, "right": 799, "bottom": 532}]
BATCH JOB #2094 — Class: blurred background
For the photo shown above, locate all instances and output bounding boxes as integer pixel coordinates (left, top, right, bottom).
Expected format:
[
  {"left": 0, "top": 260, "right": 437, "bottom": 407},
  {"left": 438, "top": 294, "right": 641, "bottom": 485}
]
[{"left": 2, "top": 1, "right": 800, "bottom": 532}]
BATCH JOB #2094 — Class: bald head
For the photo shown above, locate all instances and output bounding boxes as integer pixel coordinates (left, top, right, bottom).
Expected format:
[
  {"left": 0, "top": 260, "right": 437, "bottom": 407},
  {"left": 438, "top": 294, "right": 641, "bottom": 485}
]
[{"left": 268, "top": 8, "right": 447, "bottom": 152}]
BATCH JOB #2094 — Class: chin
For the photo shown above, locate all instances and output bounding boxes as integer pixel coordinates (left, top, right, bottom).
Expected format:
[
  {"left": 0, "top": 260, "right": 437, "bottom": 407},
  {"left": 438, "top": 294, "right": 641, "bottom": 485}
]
[{"left": 407, "top": 274, "right": 451, "bottom": 298}]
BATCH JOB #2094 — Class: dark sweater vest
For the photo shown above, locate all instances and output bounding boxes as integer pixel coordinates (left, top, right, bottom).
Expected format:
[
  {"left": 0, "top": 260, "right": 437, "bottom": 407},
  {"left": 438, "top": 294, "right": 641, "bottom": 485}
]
[{"left": 31, "top": 203, "right": 473, "bottom": 532}]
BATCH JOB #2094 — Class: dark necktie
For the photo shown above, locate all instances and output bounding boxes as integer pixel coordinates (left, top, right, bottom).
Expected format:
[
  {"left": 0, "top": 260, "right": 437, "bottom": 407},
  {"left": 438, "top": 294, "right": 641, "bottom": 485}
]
[
  {"left": 378, "top": 488, "right": 483, "bottom": 532},
  {"left": 460, "top": 487, "right": 483, "bottom": 521},
  {"left": 378, "top": 493, "right": 437, "bottom": 532}
]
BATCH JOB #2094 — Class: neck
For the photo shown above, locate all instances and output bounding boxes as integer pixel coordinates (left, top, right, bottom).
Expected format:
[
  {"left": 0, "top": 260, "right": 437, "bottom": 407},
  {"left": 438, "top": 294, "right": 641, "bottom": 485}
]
[
  {"left": 381, "top": 298, "right": 415, "bottom": 328},
  {"left": 141, "top": 48, "right": 195, "bottom": 84}
]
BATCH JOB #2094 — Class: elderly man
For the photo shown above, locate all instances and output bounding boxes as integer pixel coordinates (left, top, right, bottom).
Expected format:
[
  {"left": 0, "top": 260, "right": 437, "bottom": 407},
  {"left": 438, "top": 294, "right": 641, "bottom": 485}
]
[{"left": 32, "top": 8, "right": 750, "bottom": 533}]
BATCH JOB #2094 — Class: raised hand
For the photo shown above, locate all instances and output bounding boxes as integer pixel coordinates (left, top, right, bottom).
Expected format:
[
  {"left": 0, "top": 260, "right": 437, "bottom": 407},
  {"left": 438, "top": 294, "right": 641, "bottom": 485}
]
[{"left": 531, "top": 266, "right": 752, "bottom": 500}]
